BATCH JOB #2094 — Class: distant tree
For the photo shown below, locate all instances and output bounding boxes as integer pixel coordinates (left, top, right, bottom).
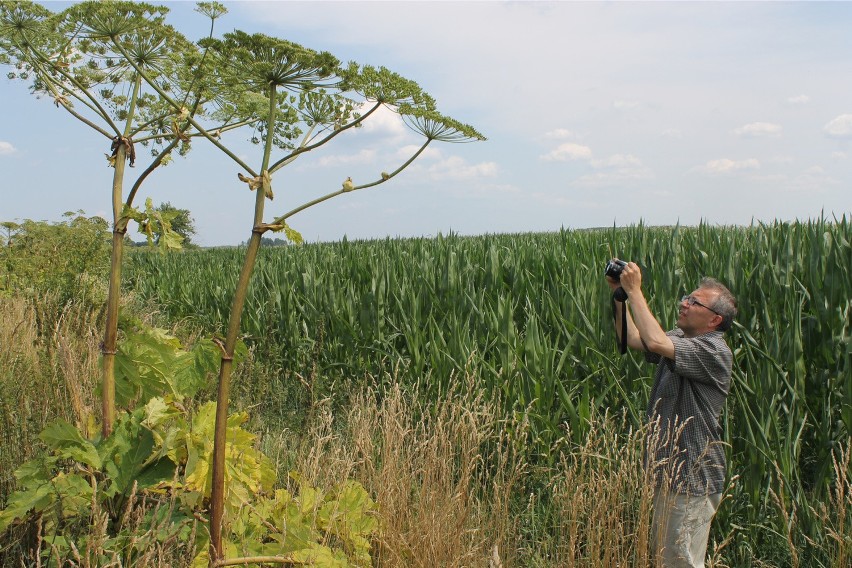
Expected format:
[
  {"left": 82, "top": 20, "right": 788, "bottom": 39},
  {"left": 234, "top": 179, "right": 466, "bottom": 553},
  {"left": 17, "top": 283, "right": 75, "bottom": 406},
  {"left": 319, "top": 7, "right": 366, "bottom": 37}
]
[
  {"left": 154, "top": 201, "right": 197, "bottom": 247},
  {"left": 259, "top": 236, "right": 290, "bottom": 247}
]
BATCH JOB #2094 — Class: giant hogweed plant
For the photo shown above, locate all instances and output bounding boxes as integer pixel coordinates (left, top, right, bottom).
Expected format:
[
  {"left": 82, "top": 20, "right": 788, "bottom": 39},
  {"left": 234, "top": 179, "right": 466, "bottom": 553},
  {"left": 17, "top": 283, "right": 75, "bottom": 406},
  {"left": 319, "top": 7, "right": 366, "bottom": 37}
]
[
  {"left": 2, "top": 2, "right": 483, "bottom": 564},
  {"left": 0, "top": 0, "right": 252, "bottom": 437},
  {"left": 0, "top": 321, "right": 378, "bottom": 567},
  {"left": 115, "top": 26, "right": 485, "bottom": 563}
]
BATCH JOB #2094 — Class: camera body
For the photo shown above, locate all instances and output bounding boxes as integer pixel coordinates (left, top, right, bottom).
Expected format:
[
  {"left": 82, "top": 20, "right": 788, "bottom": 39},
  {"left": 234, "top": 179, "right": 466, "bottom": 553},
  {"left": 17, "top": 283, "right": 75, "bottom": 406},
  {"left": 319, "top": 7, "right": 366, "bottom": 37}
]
[{"left": 604, "top": 259, "right": 628, "bottom": 280}]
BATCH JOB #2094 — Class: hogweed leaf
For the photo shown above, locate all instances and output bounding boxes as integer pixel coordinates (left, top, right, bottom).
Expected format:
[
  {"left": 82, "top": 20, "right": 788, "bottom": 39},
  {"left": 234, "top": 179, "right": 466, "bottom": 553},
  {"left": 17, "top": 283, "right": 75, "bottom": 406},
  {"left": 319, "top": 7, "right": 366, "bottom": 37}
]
[{"left": 39, "top": 419, "right": 102, "bottom": 469}]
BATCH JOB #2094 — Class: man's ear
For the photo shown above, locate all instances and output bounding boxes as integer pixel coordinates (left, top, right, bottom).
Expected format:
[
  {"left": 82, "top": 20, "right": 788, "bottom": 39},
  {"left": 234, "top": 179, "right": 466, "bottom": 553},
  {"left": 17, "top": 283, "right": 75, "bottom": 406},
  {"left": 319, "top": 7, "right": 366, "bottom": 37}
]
[{"left": 711, "top": 314, "right": 724, "bottom": 331}]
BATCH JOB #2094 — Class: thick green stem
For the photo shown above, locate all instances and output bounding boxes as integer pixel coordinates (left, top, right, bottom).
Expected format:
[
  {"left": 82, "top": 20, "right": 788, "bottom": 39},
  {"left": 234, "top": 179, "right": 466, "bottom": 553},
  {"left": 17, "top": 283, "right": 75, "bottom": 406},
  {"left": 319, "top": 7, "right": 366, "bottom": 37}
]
[
  {"left": 209, "top": 85, "right": 278, "bottom": 564},
  {"left": 101, "top": 144, "right": 127, "bottom": 437},
  {"left": 124, "top": 76, "right": 142, "bottom": 138},
  {"left": 101, "top": 76, "right": 141, "bottom": 437}
]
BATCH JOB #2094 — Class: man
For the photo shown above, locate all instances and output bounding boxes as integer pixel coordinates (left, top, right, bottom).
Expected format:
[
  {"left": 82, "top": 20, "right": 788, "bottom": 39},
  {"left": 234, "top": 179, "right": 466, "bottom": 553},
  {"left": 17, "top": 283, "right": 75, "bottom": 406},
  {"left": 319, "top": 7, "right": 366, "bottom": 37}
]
[{"left": 606, "top": 261, "right": 737, "bottom": 567}]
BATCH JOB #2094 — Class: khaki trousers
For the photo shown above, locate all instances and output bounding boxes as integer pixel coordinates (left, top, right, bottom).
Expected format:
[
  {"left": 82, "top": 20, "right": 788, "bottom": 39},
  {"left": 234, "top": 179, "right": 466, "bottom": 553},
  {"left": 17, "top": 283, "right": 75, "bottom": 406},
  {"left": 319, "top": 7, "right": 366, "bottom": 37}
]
[{"left": 652, "top": 489, "right": 721, "bottom": 567}]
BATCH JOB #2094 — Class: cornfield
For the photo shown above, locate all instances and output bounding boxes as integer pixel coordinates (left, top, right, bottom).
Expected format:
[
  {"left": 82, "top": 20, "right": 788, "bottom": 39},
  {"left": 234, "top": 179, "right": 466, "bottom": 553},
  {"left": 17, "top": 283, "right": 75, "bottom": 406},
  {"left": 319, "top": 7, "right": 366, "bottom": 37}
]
[{"left": 128, "top": 218, "right": 851, "bottom": 564}]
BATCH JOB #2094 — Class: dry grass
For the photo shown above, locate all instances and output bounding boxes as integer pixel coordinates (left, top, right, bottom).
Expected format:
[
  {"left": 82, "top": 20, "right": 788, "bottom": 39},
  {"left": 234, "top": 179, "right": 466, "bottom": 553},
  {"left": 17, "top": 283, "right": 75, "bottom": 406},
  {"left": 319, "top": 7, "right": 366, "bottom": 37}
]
[
  {"left": 545, "top": 414, "right": 655, "bottom": 567},
  {"left": 270, "top": 378, "right": 668, "bottom": 567},
  {"left": 771, "top": 440, "right": 852, "bottom": 568},
  {"left": 278, "top": 375, "right": 523, "bottom": 567},
  {"left": 0, "top": 296, "right": 101, "bottom": 501}
]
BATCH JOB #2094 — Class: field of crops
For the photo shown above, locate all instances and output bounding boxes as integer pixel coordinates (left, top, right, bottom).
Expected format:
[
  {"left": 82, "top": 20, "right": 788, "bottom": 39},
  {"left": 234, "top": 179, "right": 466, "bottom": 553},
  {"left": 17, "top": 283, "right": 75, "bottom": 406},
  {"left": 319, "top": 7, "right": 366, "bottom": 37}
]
[{"left": 128, "top": 218, "right": 851, "bottom": 563}]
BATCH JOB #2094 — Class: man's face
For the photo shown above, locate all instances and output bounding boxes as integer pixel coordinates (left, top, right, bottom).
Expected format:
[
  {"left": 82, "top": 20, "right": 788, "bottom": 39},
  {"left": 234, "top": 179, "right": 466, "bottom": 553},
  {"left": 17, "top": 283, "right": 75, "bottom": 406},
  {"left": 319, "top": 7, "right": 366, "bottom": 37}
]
[{"left": 677, "top": 287, "right": 722, "bottom": 337}]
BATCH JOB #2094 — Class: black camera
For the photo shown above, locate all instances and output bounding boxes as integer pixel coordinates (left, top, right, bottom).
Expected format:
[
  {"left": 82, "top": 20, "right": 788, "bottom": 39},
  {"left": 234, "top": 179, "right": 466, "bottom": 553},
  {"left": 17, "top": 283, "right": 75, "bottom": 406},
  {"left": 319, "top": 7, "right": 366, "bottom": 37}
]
[{"left": 604, "top": 259, "right": 627, "bottom": 280}]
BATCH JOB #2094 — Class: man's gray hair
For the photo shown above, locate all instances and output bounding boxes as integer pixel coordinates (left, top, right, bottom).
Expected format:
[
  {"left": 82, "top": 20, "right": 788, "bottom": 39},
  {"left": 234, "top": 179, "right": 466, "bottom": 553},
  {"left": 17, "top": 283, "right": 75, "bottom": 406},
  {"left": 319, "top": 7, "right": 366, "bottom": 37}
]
[{"left": 700, "top": 277, "right": 737, "bottom": 332}]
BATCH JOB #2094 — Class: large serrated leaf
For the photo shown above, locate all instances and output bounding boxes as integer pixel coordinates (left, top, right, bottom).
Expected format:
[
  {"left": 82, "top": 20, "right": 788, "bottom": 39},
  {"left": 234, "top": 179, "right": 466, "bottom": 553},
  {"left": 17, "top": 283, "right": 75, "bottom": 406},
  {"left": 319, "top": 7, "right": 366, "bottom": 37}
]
[
  {"left": 0, "top": 482, "right": 53, "bottom": 533},
  {"left": 39, "top": 419, "right": 102, "bottom": 469}
]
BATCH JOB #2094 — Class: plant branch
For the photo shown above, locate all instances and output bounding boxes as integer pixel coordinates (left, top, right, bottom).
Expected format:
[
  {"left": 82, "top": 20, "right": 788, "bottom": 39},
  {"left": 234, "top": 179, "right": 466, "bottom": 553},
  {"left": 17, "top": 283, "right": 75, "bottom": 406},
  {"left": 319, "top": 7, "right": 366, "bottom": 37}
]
[
  {"left": 268, "top": 101, "right": 382, "bottom": 173},
  {"left": 272, "top": 137, "right": 432, "bottom": 224},
  {"left": 21, "top": 40, "right": 122, "bottom": 135},
  {"left": 269, "top": 122, "right": 318, "bottom": 170},
  {"left": 131, "top": 117, "right": 258, "bottom": 144},
  {"left": 25, "top": 56, "right": 119, "bottom": 136},
  {"left": 123, "top": 135, "right": 182, "bottom": 212},
  {"left": 124, "top": 74, "right": 142, "bottom": 137},
  {"left": 48, "top": 88, "right": 114, "bottom": 138},
  {"left": 109, "top": 39, "right": 257, "bottom": 177}
]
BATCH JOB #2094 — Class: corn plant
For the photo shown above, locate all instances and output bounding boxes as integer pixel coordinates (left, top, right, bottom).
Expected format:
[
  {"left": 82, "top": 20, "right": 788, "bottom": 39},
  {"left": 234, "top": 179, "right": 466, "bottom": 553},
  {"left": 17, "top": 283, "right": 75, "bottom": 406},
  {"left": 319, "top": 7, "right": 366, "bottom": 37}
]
[{"left": 130, "top": 218, "right": 852, "bottom": 563}]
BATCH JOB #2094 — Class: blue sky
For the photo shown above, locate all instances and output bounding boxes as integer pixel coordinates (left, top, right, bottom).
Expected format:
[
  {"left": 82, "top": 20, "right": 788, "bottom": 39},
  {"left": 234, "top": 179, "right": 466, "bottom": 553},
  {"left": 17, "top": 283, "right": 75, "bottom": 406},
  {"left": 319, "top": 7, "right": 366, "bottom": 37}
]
[{"left": 1, "top": 1, "right": 851, "bottom": 246}]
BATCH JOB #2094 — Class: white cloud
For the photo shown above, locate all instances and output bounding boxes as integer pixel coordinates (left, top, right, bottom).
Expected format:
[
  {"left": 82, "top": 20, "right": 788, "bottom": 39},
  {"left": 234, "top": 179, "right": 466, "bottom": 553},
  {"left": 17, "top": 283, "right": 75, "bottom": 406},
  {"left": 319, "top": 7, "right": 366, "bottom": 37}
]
[
  {"left": 787, "top": 94, "right": 810, "bottom": 105},
  {"left": 824, "top": 114, "right": 852, "bottom": 138},
  {"left": 661, "top": 128, "right": 682, "bottom": 139},
  {"left": 574, "top": 153, "right": 654, "bottom": 187},
  {"left": 360, "top": 104, "right": 407, "bottom": 137},
  {"left": 0, "top": 141, "right": 16, "bottom": 155},
  {"left": 787, "top": 166, "right": 839, "bottom": 192},
  {"left": 749, "top": 174, "right": 788, "bottom": 184},
  {"left": 543, "top": 128, "right": 575, "bottom": 140},
  {"left": 427, "top": 155, "right": 498, "bottom": 180},
  {"left": 767, "top": 155, "right": 794, "bottom": 165},
  {"left": 831, "top": 151, "right": 847, "bottom": 160},
  {"left": 697, "top": 158, "right": 760, "bottom": 175},
  {"left": 541, "top": 143, "right": 654, "bottom": 186},
  {"left": 590, "top": 154, "right": 644, "bottom": 169},
  {"left": 540, "top": 143, "right": 593, "bottom": 162},
  {"left": 733, "top": 122, "right": 782, "bottom": 138}
]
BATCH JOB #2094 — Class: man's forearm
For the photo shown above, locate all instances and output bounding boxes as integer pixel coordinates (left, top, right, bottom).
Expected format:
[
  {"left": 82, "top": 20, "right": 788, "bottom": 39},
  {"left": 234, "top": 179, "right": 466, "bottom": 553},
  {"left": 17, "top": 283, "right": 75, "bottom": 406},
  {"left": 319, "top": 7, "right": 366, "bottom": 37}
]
[{"left": 626, "top": 291, "right": 674, "bottom": 358}]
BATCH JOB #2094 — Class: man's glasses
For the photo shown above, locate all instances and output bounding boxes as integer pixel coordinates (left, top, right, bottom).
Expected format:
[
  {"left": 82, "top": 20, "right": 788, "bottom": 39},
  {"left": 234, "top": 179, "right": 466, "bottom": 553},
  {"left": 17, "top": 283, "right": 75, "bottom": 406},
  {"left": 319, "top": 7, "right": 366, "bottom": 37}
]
[{"left": 681, "top": 295, "right": 721, "bottom": 315}]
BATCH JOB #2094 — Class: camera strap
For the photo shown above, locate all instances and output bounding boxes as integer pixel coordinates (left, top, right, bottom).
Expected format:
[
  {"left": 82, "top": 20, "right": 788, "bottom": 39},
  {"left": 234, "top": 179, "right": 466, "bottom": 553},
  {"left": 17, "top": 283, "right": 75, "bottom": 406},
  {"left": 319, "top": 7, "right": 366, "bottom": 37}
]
[{"left": 611, "top": 287, "right": 629, "bottom": 354}]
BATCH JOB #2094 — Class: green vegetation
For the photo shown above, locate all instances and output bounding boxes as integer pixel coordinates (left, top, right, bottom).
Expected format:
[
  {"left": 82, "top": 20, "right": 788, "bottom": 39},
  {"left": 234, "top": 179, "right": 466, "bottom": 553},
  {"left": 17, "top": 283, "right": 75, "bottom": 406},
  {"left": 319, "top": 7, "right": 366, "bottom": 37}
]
[
  {"left": 0, "top": 212, "right": 110, "bottom": 305},
  {"left": 127, "top": 219, "right": 851, "bottom": 566},
  {"left": 0, "top": 296, "right": 379, "bottom": 567},
  {"left": 1, "top": 219, "right": 850, "bottom": 565}
]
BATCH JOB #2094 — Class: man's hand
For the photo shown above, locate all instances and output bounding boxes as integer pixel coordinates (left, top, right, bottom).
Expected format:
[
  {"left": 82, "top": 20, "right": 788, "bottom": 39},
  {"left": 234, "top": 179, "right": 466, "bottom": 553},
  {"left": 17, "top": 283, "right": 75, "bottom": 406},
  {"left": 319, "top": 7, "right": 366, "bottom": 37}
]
[
  {"left": 619, "top": 261, "right": 642, "bottom": 296},
  {"left": 605, "top": 258, "right": 624, "bottom": 291},
  {"left": 606, "top": 275, "right": 621, "bottom": 291}
]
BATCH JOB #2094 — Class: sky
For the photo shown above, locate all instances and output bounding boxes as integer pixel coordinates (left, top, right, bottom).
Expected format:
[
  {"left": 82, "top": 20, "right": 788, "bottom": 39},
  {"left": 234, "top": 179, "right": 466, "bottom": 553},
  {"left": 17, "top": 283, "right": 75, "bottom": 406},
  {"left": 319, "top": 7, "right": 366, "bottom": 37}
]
[{"left": 1, "top": 1, "right": 851, "bottom": 246}]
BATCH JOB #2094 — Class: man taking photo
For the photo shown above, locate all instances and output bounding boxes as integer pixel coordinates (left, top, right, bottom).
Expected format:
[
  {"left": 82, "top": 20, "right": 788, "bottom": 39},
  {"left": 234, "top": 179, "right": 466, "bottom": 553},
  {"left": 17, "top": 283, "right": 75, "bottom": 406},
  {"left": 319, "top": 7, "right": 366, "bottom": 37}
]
[{"left": 606, "top": 260, "right": 737, "bottom": 567}]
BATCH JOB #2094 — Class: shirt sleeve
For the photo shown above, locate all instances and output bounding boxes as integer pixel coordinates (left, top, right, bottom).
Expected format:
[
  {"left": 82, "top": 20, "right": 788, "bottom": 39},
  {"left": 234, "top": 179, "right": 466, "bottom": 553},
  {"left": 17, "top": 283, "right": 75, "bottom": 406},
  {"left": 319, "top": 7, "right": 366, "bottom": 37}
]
[
  {"left": 645, "top": 328, "right": 682, "bottom": 364},
  {"left": 670, "top": 333, "right": 733, "bottom": 388}
]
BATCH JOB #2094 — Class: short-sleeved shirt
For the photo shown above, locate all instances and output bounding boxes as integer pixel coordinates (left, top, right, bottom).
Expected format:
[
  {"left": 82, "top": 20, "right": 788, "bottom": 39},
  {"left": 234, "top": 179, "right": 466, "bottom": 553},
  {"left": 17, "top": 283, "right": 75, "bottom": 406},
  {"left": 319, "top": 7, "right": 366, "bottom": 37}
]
[{"left": 645, "top": 328, "right": 732, "bottom": 495}]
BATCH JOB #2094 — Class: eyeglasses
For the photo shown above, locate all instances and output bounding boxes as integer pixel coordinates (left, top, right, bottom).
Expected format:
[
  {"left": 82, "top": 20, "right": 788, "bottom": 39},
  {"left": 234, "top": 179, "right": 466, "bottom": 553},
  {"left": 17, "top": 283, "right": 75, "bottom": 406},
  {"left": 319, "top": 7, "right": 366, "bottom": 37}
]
[{"left": 681, "top": 295, "right": 721, "bottom": 315}]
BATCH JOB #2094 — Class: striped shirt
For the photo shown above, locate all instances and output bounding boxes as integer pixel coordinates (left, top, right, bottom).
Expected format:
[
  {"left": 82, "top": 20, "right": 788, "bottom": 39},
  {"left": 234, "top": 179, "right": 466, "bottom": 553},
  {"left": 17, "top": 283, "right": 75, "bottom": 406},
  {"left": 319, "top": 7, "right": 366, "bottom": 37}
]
[{"left": 645, "top": 329, "right": 732, "bottom": 495}]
